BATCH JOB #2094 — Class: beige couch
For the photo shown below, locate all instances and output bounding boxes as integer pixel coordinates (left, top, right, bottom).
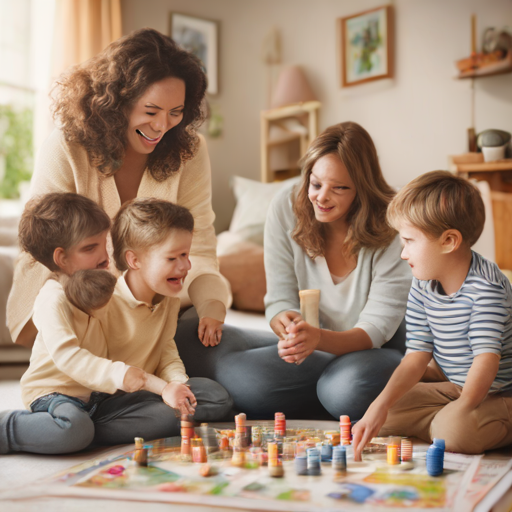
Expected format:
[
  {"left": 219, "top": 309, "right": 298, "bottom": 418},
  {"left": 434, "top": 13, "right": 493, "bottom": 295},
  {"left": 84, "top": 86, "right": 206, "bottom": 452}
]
[{"left": 0, "top": 217, "right": 31, "bottom": 372}]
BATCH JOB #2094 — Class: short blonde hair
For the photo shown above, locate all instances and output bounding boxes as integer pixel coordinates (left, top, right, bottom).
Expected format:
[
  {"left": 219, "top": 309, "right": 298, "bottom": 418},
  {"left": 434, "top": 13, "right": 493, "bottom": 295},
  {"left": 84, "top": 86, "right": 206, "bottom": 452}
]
[
  {"left": 112, "top": 198, "right": 194, "bottom": 271},
  {"left": 387, "top": 170, "right": 485, "bottom": 246}
]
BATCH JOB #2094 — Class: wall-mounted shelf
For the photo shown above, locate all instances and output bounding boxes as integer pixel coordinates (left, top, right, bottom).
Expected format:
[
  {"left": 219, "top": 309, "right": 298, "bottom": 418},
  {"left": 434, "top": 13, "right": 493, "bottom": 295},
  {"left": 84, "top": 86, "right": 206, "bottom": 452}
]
[
  {"left": 260, "top": 100, "right": 320, "bottom": 183},
  {"left": 456, "top": 51, "right": 512, "bottom": 79},
  {"left": 449, "top": 153, "right": 512, "bottom": 269}
]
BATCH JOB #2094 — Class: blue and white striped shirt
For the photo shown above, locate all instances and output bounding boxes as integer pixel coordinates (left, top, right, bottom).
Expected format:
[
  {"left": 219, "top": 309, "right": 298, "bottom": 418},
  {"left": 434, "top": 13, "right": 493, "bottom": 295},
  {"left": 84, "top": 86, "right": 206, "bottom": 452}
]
[{"left": 406, "top": 252, "right": 512, "bottom": 392}]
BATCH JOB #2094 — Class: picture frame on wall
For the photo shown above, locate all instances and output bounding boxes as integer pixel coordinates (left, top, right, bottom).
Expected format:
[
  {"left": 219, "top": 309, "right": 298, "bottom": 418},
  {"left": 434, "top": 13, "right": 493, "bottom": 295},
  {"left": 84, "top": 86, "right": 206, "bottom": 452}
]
[
  {"left": 169, "top": 13, "right": 219, "bottom": 94},
  {"left": 338, "top": 5, "right": 394, "bottom": 87}
]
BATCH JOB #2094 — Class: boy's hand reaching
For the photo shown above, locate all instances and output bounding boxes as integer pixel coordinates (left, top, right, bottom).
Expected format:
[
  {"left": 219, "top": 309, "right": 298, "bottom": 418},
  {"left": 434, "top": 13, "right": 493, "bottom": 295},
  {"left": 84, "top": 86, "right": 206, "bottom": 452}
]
[
  {"left": 162, "top": 382, "right": 197, "bottom": 416},
  {"left": 352, "top": 403, "right": 389, "bottom": 461},
  {"left": 198, "top": 317, "right": 223, "bottom": 347}
]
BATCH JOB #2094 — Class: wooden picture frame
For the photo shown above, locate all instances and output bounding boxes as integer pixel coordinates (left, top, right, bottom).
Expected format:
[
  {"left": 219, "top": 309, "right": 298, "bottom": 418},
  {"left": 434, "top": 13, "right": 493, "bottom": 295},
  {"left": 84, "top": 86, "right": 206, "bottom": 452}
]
[
  {"left": 169, "top": 12, "right": 219, "bottom": 95},
  {"left": 338, "top": 5, "right": 394, "bottom": 87}
]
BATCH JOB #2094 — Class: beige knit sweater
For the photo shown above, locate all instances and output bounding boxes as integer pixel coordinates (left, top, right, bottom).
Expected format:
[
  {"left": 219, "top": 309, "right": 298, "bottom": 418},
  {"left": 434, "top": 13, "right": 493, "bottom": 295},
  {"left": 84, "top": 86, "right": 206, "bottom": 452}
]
[{"left": 7, "top": 129, "right": 230, "bottom": 345}]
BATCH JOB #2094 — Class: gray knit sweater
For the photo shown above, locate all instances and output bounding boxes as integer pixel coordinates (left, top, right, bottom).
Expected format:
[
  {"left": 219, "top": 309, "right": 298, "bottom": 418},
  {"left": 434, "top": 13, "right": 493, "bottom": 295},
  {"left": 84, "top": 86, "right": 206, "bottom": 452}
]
[{"left": 264, "top": 182, "right": 412, "bottom": 348}]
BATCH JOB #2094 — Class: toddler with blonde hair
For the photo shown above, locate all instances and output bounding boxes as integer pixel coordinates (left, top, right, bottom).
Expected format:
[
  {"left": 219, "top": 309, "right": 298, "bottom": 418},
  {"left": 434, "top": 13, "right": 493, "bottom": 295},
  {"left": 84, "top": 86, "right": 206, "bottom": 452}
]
[{"left": 353, "top": 171, "right": 512, "bottom": 457}]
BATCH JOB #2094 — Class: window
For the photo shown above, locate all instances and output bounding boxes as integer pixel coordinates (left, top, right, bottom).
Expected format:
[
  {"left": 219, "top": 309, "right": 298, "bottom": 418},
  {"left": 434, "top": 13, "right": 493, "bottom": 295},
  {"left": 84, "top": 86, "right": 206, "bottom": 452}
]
[{"left": 0, "top": 0, "right": 55, "bottom": 206}]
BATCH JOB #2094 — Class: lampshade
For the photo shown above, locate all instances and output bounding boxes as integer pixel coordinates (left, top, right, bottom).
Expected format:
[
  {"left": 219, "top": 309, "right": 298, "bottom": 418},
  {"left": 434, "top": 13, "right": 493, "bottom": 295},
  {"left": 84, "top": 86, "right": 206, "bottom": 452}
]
[{"left": 270, "top": 65, "right": 317, "bottom": 109}]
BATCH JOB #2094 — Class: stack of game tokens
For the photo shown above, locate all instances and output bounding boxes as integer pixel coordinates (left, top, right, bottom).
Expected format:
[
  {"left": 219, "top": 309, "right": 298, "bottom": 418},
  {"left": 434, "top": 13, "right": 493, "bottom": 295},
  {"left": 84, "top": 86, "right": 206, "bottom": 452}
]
[
  {"left": 191, "top": 437, "right": 208, "bottom": 463},
  {"left": 274, "top": 412, "right": 286, "bottom": 438},
  {"left": 133, "top": 437, "right": 148, "bottom": 467},
  {"left": 251, "top": 426, "right": 262, "bottom": 447},
  {"left": 231, "top": 446, "right": 246, "bottom": 467},
  {"left": 401, "top": 438, "right": 413, "bottom": 462},
  {"left": 325, "top": 431, "right": 340, "bottom": 446},
  {"left": 235, "top": 413, "right": 247, "bottom": 448},
  {"left": 426, "top": 438, "right": 445, "bottom": 476},
  {"left": 332, "top": 445, "right": 347, "bottom": 474},
  {"left": 181, "top": 415, "right": 195, "bottom": 457},
  {"left": 295, "top": 455, "right": 308, "bottom": 475},
  {"left": 320, "top": 441, "right": 333, "bottom": 462},
  {"left": 267, "top": 441, "right": 284, "bottom": 477},
  {"left": 387, "top": 443, "right": 399, "bottom": 465},
  {"left": 307, "top": 447, "right": 321, "bottom": 476},
  {"left": 340, "top": 415, "right": 352, "bottom": 445}
]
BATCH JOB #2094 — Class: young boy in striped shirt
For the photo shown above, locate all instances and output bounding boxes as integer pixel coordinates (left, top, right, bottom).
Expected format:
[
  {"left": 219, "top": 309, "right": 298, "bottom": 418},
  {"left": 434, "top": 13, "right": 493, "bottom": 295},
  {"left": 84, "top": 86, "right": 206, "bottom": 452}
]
[{"left": 353, "top": 171, "right": 512, "bottom": 457}]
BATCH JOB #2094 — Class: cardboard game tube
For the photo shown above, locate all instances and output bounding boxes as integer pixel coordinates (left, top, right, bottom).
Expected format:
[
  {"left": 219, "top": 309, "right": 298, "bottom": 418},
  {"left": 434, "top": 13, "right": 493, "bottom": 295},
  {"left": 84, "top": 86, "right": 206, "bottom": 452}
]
[{"left": 299, "top": 289, "right": 320, "bottom": 328}]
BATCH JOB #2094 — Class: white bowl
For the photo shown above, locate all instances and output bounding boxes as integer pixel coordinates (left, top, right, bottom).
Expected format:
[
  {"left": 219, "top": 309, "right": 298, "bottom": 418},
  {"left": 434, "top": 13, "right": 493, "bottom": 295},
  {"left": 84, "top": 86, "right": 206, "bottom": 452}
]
[{"left": 482, "top": 144, "right": 506, "bottom": 162}]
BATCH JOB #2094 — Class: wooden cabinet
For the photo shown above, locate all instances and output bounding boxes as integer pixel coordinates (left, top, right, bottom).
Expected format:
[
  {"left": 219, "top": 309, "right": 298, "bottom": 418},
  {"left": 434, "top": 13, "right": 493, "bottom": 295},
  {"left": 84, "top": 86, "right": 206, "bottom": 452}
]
[
  {"left": 449, "top": 153, "right": 512, "bottom": 269},
  {"left": 260, "top": 100, "right": 320, "bottom": 183}
]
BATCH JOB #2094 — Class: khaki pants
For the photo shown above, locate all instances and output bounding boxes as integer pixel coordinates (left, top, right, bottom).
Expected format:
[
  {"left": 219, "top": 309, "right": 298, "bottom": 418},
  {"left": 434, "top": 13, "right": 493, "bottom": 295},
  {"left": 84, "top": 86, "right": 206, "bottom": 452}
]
[{"left": 379, "top": 362, "right": 512, "bottom": 454}]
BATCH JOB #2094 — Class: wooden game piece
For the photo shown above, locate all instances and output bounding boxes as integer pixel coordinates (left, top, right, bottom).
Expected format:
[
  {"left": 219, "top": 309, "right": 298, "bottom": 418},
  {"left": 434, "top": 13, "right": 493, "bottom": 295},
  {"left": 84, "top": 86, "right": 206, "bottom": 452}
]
[
  {"left": 191, "top": 437, "right": 208, "bottom": 463},
  {"left": 299, "top": 289, "right": 320, "bottom": 327},
  {"left": 133, "top": 437, "right": 148, "bottom": 467},
  {"left": 339, "top": 415, "right": 351, "bottom": 445}
]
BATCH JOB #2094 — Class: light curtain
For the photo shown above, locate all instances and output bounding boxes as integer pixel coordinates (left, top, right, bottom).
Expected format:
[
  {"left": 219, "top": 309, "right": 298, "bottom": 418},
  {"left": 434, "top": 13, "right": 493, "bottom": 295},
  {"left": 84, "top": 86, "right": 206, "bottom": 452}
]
[{"left": 52, "top": 0, "right": 122, "bottom": 77}]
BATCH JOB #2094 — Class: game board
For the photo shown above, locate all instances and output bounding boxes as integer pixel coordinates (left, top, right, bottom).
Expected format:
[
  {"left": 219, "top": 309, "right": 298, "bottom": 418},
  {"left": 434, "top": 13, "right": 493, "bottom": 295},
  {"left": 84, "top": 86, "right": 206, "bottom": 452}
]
[{"left": 3, "top": 418, "right": 504, "bottom": 512}]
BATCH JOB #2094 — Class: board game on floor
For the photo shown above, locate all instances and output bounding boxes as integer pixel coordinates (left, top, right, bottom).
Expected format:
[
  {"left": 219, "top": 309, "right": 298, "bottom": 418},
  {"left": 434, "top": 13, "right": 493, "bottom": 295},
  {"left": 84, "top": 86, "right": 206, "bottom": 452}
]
[{"left": 4, "top": 413, "right": 512, "bottom": 512}]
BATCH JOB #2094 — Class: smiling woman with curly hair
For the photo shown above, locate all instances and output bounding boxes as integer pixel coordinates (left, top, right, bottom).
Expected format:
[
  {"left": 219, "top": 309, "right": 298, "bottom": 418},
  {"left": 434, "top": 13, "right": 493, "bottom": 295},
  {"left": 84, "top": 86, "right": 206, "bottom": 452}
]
[
  {"left": 52, "top": 28, "right": 206, "bottom": 180},
  {"left": 8, "top": 28, "right": 230, "bottom": 352}
]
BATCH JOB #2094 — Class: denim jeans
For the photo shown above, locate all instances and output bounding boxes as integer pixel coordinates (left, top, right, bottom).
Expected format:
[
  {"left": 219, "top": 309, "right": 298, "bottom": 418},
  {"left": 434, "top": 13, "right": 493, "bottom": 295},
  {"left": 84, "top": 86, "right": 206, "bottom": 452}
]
[
  {"left": 175, "top": 308, "right": 405, "bottom": 420},
  {"left": 0, "top": 377, "right": 233, "bottom": 454}
]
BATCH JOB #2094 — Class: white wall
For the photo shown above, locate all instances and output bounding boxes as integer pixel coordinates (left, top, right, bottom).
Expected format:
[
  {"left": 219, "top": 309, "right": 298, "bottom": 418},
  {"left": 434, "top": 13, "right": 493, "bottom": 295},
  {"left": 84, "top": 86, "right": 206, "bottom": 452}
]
[{"left": 122, "top": 0, "right": 512, "bottom": 232}]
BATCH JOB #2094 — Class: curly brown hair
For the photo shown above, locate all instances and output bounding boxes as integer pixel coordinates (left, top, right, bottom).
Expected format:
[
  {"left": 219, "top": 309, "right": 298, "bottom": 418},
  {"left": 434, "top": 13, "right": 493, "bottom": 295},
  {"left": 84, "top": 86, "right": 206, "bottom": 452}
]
[
  {"left": 292, "top": 122, "right": 397, "bottom": 259},
  {"left": 52, "top": 28, "right": 207, "bottom": 180}
]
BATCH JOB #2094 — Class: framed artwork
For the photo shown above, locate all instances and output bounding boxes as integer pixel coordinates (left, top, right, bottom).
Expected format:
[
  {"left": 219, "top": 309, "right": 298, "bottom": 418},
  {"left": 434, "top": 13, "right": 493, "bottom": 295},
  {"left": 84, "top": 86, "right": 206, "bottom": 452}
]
[
  {"left": 169, "top": 13, "right": 219, "bottom": 94},
  {"left": 338, "top": 5, "right": 394, "bottom": 87}
]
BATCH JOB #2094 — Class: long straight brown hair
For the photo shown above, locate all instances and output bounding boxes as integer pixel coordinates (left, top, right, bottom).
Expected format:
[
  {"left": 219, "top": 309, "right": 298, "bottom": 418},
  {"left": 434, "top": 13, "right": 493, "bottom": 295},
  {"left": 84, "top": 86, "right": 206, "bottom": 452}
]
[{"left": 292, "top": 122, "right": 396, "bottom": 259}]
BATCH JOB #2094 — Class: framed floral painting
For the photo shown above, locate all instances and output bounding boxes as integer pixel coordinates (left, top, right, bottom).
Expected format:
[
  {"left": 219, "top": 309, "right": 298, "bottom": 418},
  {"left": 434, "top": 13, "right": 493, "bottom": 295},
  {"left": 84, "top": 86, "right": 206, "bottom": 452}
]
[{"left": 339, "top": 5, "right": 394, "bottom": 87}]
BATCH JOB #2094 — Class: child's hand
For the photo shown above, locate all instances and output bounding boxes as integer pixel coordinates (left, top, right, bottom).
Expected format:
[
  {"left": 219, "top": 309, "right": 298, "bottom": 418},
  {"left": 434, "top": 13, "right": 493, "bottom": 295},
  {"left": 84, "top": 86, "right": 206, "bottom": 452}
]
[
  {"left": 277, "top": 320, "right": 321, "bottom": 364},
  {"left": 122, "top": 366, "right": 147, "bottom": 392},
  {"left": 352, "top": 403, "right": 389, "bottom": 461},
  {"left": 198, "top": 317, "right": 223, "bottom": 347},
  {"left": 162, "top": 382, "right": 197, "bottom": 416},
  {"left": 270, "top": 310, "right": 302, "bottom": 339}
]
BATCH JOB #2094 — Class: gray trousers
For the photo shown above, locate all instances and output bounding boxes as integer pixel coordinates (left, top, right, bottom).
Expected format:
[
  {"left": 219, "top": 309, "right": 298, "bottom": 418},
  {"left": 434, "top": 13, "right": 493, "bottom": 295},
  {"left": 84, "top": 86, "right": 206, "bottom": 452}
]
[
  {"left": 0, "top": 377, "right": 233, "bottom": 454},
  {"left": 175, "top": 309, "right": 406, "bottom": 421}
]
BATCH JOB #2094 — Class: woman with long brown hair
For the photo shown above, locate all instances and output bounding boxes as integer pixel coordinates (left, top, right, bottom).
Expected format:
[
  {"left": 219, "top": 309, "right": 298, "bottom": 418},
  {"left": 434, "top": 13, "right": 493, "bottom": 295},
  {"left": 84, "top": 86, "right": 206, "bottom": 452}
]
[
  {"left": 180, "top": 122, "right": 412, "bottom": 421},
  {"left": 263, "top": 121, "right": 412, "bottom": 419}
]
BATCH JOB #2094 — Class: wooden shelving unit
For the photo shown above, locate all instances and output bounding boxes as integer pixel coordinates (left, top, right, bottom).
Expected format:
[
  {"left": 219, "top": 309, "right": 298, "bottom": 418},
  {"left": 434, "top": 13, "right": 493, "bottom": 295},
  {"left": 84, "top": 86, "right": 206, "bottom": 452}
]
[
  {"left": 456, "top": 51, "right": 512, "bottom": 79},
  {"left": 260, "top": 100, "right": 320, "bottom": 183},
  {"left": 449, "top": 153, "right": 512, "bottom": 269}
]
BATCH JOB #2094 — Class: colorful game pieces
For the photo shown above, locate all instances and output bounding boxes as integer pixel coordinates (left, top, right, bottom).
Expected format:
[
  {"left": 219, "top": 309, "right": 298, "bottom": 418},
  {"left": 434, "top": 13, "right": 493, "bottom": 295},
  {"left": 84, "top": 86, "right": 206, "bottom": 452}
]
[
  {"left": 401, "top": 438, "right": 413, "bottom": 462},
  {"left": 386, "top": 443, "right": 399, "bottom": 465},
  {"left": 267, "top": 441, "right": 284, "bottom": 477},
  {"left": 191, "top": 437, "right": 208, "bottom": 463},
  {"left": 426, "top": 438, "right": 445, "bottom": 476},
  {"left": 332, "top": 445, "right": 347, "bottom": 474},
  {"left": 231, "top": 446, "right": 246, "bottom": 467},
  {"left": 307, "top": 447, "right": 321, "bottom": 476},
  {"left": 340, "top": 415, "right": 351, "bottom": 445},
  {"left": 320, "top": 441, "right": 333, "bottom": 462},
  {"left": 199, "top": 463, "right": 219, "bottom": 477},
  {"left": 274, "top": 412, "right": 286, "bottom": 438},
  {"left": 133, "top": 437, "right": 148, "bottom": 467},
  {"left": 181, "top": 414, "right": 194, "bottom": 459}
]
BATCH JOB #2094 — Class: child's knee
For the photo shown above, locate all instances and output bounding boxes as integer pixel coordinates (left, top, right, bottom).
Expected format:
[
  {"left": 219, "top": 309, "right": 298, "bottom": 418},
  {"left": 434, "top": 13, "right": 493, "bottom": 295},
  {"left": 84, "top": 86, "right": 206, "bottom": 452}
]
[
  {"left": 430, "top": 406, "right": 487, "bottom": 454},
  {"left": 51, "top": 403, "right": 95, "bottom": 452},
  {"left": 189, "top": 377, "right": 234, "bottom": 421}
]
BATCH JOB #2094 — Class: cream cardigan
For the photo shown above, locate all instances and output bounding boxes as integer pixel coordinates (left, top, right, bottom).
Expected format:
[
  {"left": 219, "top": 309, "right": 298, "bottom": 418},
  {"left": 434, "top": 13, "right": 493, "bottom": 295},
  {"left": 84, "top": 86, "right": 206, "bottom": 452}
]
[{"left": 7, "top": 129, "right": 229, "bottom": 344}]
